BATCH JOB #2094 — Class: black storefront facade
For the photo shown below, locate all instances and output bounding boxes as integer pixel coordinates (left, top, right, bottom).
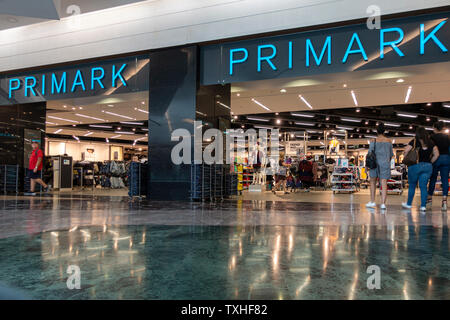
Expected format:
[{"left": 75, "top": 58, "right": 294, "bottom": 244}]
[{"left": 0, "top": 9, "right": 448, "bottom": 200}]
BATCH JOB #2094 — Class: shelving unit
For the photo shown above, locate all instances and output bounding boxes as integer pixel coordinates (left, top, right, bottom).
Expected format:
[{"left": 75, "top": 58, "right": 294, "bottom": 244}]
[
  {"left": 331, "top": 166, "right": 359, "bottom": 193},
  {"left": 386, "top": 170, "right": 403, "bottom": 195}
]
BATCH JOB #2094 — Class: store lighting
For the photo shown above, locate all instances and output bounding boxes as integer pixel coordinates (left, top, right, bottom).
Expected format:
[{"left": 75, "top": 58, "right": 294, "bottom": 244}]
[
  {"left": 114, "top": 131, "right": 135, "bottom": 135},
  {"left": 351, "top": 90, "right": 358, "bottom": 106},
  {"left": 343, "top": 84, "right": 347, "bottom": 88},
  {"left": 134, "top": 108, "right": 149, "bottom": 114},
  {"left": 291, "top": 112, "right": 314, "bottom": 118},
  {"left": 365, "top": 135, "right": 377, "bottom": 138},
  {"left": 439, "top": 118, "right": 450, "bottom": 123},
  {"left": 54, "top": 129, "right": 62, "bottom": 134},
  {"left": 251, "top": 98, "right": 271, "bottom": 111},
  {"left": 446, "top": 129, "right": 449, "bottom": 133},
  {"left": 336, "top": 125, "right": 354, "bottom": 130},
  {"left": 341, "top": 117, "right": 361, "bottom": 123},
  {"left": 427, "top": 103, "right": 432, "bottom": 106},
  {"left": 397, "top": 112, "right": 417, "bottom": 118},
  {"left": 443, "top": 103, "right": 450, "bottom": 108},
  {"left": 103, "top": 111, "right": 135, "bottom": 120},
  {"left": 48, "top": 116, "right": 79, "bottom": 123},
  {"left": 276, "top": 119, "right": 281, "bottom": 124},
  {"left": 46, "top": 121, "right": 56, "bottom": 125},
  {"left": 110, "top": 135, "right": 122, "bottom": 139},
  {"left": 396, "top": 79, "right": 404, "bottom": 83},
  {"left": 75, "top": 114, "right": 106, "bottom": 122},
  {"left": 83, "top": 132, "right": 93, "bottom": 137},
  {"left": 298, "top": 95, "right": 313, "bottom": 109},
  {"left": 247, "top": 117, "right": 270, "bottom": 122},
  {"left": 89, "top": 124, "right": 112, "bottom": 128},
  {"left": 404, "top": 86, "right": 412, "bottom": 103},
  {"left": 72, "top": 135, "right": 80, "bottom": 141},
  {"left": 356, "top": 108, "right": 360, "bottom": 113},
  {"left": 425, "top": 127, "right": 434, "bottom": 131},
  {"left": 106, "top": 138, "right": 109, "bottom": 143},
  {"left": 426, "top": 117, "right": 431, "bottom": 122},
  {"left": 280, "top": 89, "right": 287, "bottom": 93},
  {"left": 120, "top": 122, "right": 144, "bottom": 125},
  {"left": 403, "top": 132, "right": 415, "bottom": 136},
  {"left": 217, "top": 101, "right": 230, "bottom": 109},
  {"left": 294, "top": 121, "right": 315, "bottom": 126},
  {"left": 385, "top": 122, "right": 401, "bottom": 127},
  {"left": 253, "top": 125, "right": 273, "bottom": 130},
  {"left": 236, "top": 93, "right": 240, "bottom": 97}
]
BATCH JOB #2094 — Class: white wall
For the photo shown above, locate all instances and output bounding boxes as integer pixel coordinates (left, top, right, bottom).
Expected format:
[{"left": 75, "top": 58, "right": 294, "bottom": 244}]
[
  {"left": 0, "top": 0, "right": 447, "bottom": 71},
  {"left": 48, "top": 141, "right": 111, "bottom": 161}
]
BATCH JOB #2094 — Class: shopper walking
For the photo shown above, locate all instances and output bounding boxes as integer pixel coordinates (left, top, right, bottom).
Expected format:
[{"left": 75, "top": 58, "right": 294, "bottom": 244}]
[
  {"left": 402, "top": 127, "right": 439, "bottom": 212},
  {"left": 27, "top": 140, "right": 49, "bottom": 195},
  {"left": 427, "top": 121, "right": 450, "bottom": 210},
  {"left": 366, "top": 123, "right": 393, "bottom": 210}
]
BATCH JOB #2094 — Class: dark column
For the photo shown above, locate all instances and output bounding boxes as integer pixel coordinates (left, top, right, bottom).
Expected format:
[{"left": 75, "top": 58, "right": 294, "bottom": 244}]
[
  {"left": 0, "top": 102, "right": 46, "bottom": 191},
  {"left": 148, "top": 46, "right": 197, "bottom": 201}
]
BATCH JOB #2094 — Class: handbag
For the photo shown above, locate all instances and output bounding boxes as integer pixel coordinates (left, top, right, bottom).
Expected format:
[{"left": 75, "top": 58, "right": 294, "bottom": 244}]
[
  {"left": 365, "top": 139, "right": 377, "bottom": 169},
  {"left": 403, "top": 139, "right": 419, "bottom": 166}
]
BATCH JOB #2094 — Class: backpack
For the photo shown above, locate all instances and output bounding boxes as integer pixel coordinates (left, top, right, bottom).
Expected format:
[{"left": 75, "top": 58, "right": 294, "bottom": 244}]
[{"left": 365, "top": 140, "right": 377, "bottom": 169}]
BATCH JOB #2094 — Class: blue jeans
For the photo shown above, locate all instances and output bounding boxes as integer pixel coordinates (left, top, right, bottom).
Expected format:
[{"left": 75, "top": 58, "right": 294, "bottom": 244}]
[
  {"left": 407, "top": 162, "right": 433, "bottom": 207},
  {"left": 428, "top": 154, "right": 450, "bottom": 197}
]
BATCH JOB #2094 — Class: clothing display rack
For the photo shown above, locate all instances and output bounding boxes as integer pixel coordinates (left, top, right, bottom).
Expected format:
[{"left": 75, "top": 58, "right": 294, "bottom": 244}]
[
  {"left": 128, "top": 162, "right": 148, "bottom": 199},
  {"left": 191, "top": 164, "right": 236, "bottom": 201},
  {"left": 386, "top": 166, "right": 405, "bottom": 195},
  {"left": 0, "top": 165, "right": 19, "bottom": 194},
  {"left": 331, "top": 165, "right": 359, "bottom": 193}
]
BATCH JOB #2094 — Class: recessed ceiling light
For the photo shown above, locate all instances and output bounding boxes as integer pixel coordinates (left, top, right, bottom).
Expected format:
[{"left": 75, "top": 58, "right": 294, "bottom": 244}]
[
  {"left": 63, "top": 105, "right": 67, "bottom": 108},
  {"left": 396, "top": 79, "right": 405, "bottom": 83},
  {"left": 356, "top": 108, "right": 360, "bottom": 112},
  {"left": 343, "top": 84, "right": 347, "bottom": 88},
  {"left": 280, "top": 89, "right": 287, "bottom": 93},
  {"left": 236, "top": 93, "right": 240, "bottom": 97},
  {"left": 276, "top": 119, "right": 281, "bottom": 124},
  {"left": 427, "top": 103, "right": 432, "bottom": 106}
]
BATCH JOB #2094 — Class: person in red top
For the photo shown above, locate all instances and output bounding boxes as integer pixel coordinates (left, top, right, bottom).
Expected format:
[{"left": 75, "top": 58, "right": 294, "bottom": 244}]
[{"left": 28, "top": 140, "right": 49, "bottom": 194}]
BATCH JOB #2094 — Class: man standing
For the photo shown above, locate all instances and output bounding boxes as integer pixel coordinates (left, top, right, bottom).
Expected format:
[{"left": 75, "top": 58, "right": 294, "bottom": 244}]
[{"left": 27, "top": 140, "right": 49, "bottom": 195}]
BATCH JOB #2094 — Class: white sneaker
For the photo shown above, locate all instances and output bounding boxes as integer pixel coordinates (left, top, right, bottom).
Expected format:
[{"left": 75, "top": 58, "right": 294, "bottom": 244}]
[
  {"left": 380, "top": 204, "right": 386, "bottom": 210},
  {"left": 402, "top": 202, "right": 412, "bottom": 209},
  {"left": 419, "top": 206, "right": 427, "bottom": 212},
  {"left": 366, "top": 202, "right": 376, "bottom": 208}
]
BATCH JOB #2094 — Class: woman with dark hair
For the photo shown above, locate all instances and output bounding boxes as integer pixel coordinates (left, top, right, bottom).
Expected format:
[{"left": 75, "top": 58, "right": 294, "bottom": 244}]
[
  {"left": 366, "top": 122, "right": 393, "bottom": 210},
  {"left": 402, "top": 127, "right": 439, "bottom": 212},
  {"left": 427, "top": 121, "right": 450, "bottom": 210}
]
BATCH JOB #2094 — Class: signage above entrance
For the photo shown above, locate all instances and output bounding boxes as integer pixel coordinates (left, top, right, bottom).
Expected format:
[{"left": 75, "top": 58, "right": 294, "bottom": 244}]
[
  {"left": 200, "top": 11, "right": 450, "bottom": 85},
  {"left": 0, "top": 55, "right": 149, "bottom": 106},
  {"left": 8, "top": 64, "right": 128, "bottom": 99}
]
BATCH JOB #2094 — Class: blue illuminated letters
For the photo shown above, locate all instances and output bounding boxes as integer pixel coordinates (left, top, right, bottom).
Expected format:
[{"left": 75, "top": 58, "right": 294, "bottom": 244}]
[
  {"left": 420, "top": 21, "right": 448, "bottom": 55},
  {"left": 8, "top": 79, "right": 21, "bottom": 98},
  {"left": 229, "top": 48, "right": 248, "bottom": 75},
  {"left": 71, "top": 70, "right": 86, "bottom": 92},
  {"left": 112, "top": 64, "right": 128, "bottom": 87},
  {"left": 306, "top": 36, "right": 332, "bottom": 67},
  {"left": 342, "top": 32, "right": 368, "bottom": 63},
  {"left": 7, "top": 63, "right": 128, "bottom": 99},
  {"left": 380, "top": 27, "right": 405, "bottom": 59},
  {"left": 257, "top": 44, "right": 277, "bottom": 72}
]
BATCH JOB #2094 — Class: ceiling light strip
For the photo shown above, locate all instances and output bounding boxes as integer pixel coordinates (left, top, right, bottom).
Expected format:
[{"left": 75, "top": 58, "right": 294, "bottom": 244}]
[
  {"left": 103, "top": 111, "right": 134, "bottom": 120},
  {"left": 405, "top": 86, "right": 412, "bottom": 103},
  {"left": 48, "top": 116, "right": 79, "bottom": 123},
  {"left": 298, "top": 95, "right": 313, "bottom": 109},
  {"left": 251, "top": 98, "right": 271, "bottom": 111},
  {"left": 351, "top": 90, "right": 358, "bottom": 107},
  {"left": 75, "top": 113, "right": 106, "bottom": 122}
]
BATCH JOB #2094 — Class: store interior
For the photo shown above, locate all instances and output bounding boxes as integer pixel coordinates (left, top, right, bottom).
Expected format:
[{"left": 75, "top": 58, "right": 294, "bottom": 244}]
[
  {"left": 227, "top": 61, "right": 450, "bottom": 200},
  {"left": 41, "top": 92, "right": 148, "bottom": 196}
]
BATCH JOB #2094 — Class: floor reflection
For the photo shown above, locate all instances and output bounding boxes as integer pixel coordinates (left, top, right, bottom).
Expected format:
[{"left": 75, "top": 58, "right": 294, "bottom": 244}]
[{"left": 0, "top": 221, "right": 448, "bottom": 299}]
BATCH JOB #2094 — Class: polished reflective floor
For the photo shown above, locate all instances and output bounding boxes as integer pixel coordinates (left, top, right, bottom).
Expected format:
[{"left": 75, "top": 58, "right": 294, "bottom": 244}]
[{"left": 0, "top": 193, "right": 448, "bottom": 300}]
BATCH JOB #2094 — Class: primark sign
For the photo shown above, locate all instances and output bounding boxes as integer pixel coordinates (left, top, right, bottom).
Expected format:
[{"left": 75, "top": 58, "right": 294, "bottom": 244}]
[
  {"left": 7, "top": 63, "right": 128, "bottom": 99},
  {"left": 201, "top": 11, "right": 450, "bottom": 85},
  {"left": 0, "top": 55, "right": 149, "bottom": 105}
]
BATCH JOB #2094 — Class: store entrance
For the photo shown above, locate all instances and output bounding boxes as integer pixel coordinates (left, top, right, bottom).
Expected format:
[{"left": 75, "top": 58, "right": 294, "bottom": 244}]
[
  {"left": 228, "top": 62, "right": 450, "bottom": 201},
  {"left": 42, "top": 92, "right": 148, "bottom": 197}
]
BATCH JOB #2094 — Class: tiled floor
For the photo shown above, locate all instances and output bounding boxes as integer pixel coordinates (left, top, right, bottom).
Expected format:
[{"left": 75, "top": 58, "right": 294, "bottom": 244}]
[{"left": 0, "top": 191, "right": 448, "bottom": 300}]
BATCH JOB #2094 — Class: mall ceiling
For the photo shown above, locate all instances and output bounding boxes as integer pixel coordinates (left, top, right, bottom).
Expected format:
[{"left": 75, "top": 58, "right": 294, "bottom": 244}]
[
  {"left": 0, "top": 0, "right": 147, "bottom": 31},
  {"left": 230, "top": 62, "right": 450, "bottom": 115}
]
